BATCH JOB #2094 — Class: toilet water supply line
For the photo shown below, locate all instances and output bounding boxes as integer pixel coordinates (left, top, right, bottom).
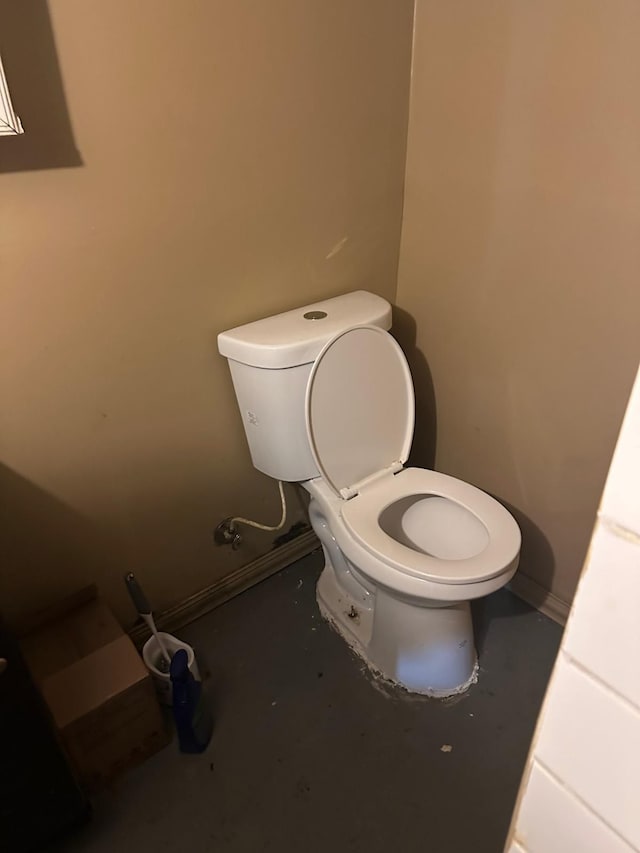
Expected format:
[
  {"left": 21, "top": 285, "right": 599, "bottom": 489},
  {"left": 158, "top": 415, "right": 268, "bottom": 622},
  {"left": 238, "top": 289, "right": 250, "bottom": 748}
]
[{"left": 218, "top": 480, "right": 287, "bottom": 548}]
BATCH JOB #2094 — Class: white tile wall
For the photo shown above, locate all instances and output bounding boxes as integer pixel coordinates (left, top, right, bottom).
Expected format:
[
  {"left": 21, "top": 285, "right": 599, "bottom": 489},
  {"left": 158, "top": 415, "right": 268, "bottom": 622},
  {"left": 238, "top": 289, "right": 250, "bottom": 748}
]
[
  {"left": 506, "top": 364, "right": 640, "bottom": 853},
  {"left": 600, "top": 369, "right": 640, "bottom": 536},
  {"left": 515, "top": 762, "right": 634, "bottom": 853},
  {"left": 563, "top": 526, "right": 640, "bottom": 710},
  {"left": 536, "top": 657, "right": 640, "bottom": 850}
]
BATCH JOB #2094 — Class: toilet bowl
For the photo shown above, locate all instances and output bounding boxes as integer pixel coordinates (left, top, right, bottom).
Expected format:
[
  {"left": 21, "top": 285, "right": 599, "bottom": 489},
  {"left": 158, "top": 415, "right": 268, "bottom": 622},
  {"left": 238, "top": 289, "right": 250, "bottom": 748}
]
[
  {"left": 218, "top": 291, "right": 521, "bottom": 696},
  {"left": 304, "top": 472, "right": 519, "bottom": 695},
  {"left": 339, "top": 467, "right": 520, "bottom": 588}
]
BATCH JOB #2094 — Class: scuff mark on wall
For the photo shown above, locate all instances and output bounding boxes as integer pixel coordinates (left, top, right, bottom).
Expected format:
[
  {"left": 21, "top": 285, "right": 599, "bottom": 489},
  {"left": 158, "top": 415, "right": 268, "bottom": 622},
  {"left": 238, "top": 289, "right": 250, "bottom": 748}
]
[{"left": 325, "top": 236, "right": 349, "bottom": 260}]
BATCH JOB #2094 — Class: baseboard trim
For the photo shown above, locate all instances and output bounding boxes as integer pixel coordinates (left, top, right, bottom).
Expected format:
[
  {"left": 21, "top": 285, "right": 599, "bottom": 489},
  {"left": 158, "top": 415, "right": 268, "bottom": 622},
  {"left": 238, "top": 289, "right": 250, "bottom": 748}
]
[
  {"left": 129, "top": 529, "right": 320, "bottom": 647},
  {"left": 128, "top": 533, "right": 569, "bottom": 642},
  {"left": 509, "top": 572, "right": 570, "bottom": 626}
]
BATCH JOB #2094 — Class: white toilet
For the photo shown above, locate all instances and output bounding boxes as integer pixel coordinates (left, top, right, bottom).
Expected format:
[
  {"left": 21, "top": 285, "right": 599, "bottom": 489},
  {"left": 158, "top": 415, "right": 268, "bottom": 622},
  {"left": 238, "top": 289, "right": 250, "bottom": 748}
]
[{"left": 218, "top": 291, "right": 521, "bottom": 696}]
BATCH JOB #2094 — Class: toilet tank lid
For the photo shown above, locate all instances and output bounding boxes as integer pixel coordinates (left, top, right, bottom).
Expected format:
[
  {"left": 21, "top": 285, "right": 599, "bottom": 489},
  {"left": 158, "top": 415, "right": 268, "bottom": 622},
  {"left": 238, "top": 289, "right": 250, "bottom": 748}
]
[{"left": 217, "top": 290, "right": 392, "bottom": 369}]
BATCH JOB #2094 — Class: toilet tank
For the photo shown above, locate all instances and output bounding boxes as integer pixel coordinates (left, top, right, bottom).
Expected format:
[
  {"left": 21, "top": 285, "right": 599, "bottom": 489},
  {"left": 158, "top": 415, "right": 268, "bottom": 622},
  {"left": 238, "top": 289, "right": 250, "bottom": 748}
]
[{"left": 217, "top": 290, "right": 392, "bottom": 481}]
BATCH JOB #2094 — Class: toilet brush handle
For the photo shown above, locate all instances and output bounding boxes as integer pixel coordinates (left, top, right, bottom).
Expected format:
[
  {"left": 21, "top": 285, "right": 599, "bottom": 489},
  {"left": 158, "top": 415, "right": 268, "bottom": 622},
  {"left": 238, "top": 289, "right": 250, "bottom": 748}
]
[
  {"left": 124, "top": 573, "right": 172, "bottom": 665},
  {"left": 142, "top": 614, "right": 171, "bottom": 664},
  {"left": 124, "top": 572, "right": 151, "bottom": 615}
]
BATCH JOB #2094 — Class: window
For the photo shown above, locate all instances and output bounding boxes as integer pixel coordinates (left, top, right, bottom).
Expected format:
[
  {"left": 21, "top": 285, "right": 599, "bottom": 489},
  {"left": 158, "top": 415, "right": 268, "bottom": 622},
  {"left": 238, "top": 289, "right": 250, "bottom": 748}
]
[{"left": 0, "top": 53, "right": 23, "bottom": 135}]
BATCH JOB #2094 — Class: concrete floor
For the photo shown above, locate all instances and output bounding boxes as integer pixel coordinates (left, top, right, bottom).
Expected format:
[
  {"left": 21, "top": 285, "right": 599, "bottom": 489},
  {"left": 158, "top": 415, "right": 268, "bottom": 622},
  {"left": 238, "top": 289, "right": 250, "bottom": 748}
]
[{"left": 60, "top": 551, "right": 562, "bottom": 853}]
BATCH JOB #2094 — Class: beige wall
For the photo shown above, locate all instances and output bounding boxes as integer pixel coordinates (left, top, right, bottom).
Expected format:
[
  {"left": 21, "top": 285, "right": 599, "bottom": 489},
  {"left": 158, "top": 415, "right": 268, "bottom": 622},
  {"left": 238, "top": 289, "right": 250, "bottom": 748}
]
[
  {"left": 396, "top": 1, "right": 640, "bottom": 607},
  {"left": 0, "top": 1, "right": 414, "bottom": 625}
]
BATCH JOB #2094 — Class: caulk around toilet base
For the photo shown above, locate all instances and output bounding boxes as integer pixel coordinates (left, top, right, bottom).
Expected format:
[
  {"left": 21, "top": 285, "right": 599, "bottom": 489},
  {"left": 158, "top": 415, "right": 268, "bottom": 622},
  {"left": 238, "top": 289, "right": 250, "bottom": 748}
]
[{"left": 317, "top": 560, "right": 478, "bottom": 697}]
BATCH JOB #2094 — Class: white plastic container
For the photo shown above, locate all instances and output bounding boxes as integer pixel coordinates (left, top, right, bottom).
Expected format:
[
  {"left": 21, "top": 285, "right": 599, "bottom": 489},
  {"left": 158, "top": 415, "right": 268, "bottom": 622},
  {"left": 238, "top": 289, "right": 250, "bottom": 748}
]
[{"left": 142, "top": 632, "right": 200, "bottom": 706}]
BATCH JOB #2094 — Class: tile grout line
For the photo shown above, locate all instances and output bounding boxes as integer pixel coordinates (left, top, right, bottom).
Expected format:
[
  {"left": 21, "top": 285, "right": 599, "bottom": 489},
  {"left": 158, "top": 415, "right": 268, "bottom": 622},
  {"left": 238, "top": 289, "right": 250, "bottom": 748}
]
[
  {"left": 532, "top": 757, "right": 637, "bottom": 852},
  {"left": 560, "top": 648, "right": 640, "bottom": 718},
  {"left": 596, "top": 513, "right": 640, "bottom": 545}
]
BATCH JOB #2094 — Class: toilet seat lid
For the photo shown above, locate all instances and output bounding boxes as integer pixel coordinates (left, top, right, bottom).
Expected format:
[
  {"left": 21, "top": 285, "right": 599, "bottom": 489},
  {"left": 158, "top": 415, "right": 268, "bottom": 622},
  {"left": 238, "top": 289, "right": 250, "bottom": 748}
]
[{"left": 305, "top": 325, "right": 414, "bottom": 498}]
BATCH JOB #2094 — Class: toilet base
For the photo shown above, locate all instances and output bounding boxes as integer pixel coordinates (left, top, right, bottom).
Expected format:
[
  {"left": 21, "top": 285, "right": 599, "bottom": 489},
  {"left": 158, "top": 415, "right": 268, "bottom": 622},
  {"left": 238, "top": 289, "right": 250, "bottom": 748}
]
[{"left": 317, "top": 562, "right": 478, "bottom": 697}]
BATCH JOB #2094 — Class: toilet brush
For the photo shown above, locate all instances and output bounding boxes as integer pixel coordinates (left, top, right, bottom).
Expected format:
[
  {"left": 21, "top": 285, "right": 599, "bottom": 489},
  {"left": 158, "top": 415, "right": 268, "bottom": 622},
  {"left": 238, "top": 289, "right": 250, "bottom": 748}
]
[{"left": 124, "top": 572, "right": 171, "bottom": 667}]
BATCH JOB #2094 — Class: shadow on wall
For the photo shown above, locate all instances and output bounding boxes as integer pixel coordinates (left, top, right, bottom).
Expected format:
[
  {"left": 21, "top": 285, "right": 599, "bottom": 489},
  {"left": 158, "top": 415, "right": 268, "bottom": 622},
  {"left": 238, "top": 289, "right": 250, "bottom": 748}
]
[
  {"left": 0, "top": 0, "right": 82, "bottom": 172},
  {"left": 473, "top": 506, "right": 557, "bottom": 657},
  {"left": 391, "top": 305, "right": 437, "bottom": 470},
  {"left": 391, "top": 306, "right": 558, "bottom": 630},
  {"left": 0, "top": 465, "right": 116, "bottom": 628},
  {"left": 502, "top": 499, "right": 556, "bottom": 598}
]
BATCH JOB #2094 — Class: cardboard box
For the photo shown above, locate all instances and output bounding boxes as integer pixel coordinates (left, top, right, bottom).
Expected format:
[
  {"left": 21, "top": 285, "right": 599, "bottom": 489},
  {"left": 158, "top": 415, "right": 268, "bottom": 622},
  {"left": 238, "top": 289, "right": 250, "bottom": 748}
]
[{"left": 20, "top": 587, "right": 169, "bottom": 789}]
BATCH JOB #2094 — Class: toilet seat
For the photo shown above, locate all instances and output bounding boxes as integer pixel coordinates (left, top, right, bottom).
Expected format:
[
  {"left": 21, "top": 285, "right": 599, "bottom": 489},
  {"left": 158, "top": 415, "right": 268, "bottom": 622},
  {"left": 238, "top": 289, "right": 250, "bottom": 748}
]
[
  {"left": 341, "top": 468, "right": 521, "bottom": 585},
  {"left": 305, "top": 325, "right": 520, "bottom": 587}
]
